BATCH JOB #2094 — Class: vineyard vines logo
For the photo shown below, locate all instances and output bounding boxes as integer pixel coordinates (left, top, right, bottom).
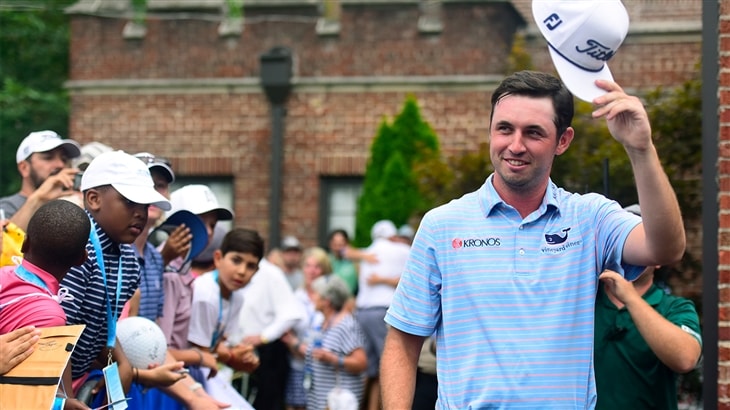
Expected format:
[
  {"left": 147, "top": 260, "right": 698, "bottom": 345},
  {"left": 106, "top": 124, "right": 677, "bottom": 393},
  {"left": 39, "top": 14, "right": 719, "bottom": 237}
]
[
  {"left": 451, "top": 237, "right": 501, "bottom": 249},
  {"left": 545, "top": 227, "right": 570, "bottom": 245},
  {"left": 541, "top": 227, "right": 581, "bottom": 254}
]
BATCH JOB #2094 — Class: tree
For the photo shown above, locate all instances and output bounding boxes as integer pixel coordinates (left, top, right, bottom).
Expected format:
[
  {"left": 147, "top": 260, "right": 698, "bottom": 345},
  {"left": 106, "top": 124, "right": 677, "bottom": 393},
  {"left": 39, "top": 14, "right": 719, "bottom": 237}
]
[
  {"left": 0, "top": 0, "right": 74, "bottom": 196},
  {"left": 353, "top": 96, "right": 440, "bottom": 246}
]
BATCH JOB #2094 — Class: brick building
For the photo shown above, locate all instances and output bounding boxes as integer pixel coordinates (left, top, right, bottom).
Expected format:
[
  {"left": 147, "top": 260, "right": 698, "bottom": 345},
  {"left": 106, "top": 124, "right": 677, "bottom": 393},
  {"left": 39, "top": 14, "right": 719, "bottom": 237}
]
[
  {"left": 64, "top": 0, "right": 701, "bottom": 246},
  {"left": 64, "top": 0, "right": 730, "bottom": 407}
]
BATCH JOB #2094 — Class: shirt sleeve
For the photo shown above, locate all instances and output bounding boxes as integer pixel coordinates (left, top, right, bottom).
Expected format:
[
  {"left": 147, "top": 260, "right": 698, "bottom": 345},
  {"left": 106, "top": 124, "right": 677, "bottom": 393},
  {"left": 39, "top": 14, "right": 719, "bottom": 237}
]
[{"left": 187, "top": 278, "right": 218, "bottom": 349}]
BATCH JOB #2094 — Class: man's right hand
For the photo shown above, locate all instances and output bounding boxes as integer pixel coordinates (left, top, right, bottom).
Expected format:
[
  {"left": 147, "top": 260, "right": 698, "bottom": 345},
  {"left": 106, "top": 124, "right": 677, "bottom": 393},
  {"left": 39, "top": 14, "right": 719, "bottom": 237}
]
[{"left": 30, "top": 168, "right": 80, "bottom": 202}]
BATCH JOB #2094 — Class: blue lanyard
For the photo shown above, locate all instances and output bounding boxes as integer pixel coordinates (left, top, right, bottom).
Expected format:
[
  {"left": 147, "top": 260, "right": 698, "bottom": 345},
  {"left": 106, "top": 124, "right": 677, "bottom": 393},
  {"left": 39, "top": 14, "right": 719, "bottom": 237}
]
[
  {"left": 210, "top": 270, "right": 224, "bottom": 350},
  {"left": 89, "top": 226, "right": 123, "bottom": 349},
  {"left": 14, "top": 264, "right": 51, "bottom": 294}
]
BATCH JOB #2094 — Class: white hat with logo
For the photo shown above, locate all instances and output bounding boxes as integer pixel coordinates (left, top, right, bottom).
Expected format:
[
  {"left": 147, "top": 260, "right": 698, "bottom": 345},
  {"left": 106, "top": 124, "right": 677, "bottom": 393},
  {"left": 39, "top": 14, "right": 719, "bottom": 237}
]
[
  {"left": 532, "top": 0, "right": 629, "bottom": 102},
  {"left": 16, "top": 130, "right": 81, "bottom": 163},
  {"left": 80, "top": 150, "right": 171, "bottom": 210}
]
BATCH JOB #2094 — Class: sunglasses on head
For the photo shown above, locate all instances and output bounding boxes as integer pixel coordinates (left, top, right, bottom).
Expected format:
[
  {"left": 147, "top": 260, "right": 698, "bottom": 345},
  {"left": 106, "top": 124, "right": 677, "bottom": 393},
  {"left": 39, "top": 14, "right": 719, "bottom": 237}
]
[{"left": 134, "top": 152, "right": 171, "bottom": 167}]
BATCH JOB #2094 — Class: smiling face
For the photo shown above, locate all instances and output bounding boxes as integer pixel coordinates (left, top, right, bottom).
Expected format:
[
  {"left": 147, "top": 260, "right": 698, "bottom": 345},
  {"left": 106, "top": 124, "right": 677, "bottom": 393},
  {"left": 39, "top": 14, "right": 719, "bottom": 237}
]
[
  {"left": 489, "top": 94, "right": 573, "bottom": 199},
  {"left": 85, "top": 186, "right": 149, "bottom": 244},
  {"left": 213, "top": 250, "right": 260, "bottom": 298}
]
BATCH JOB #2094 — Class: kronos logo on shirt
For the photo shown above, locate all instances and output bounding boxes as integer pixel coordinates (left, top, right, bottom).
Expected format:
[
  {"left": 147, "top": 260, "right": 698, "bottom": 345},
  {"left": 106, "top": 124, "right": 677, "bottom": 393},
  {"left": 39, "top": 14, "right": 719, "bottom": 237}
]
[{"left": 452, "top": 237, "right": 501, "bottom": 249}]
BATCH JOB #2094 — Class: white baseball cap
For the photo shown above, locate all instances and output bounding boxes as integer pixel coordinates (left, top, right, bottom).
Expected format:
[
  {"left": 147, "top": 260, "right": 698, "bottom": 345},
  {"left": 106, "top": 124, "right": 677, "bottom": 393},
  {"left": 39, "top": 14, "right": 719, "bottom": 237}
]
[
  {"left": 16, "top": 130, "right": 81, "bottom": 163},
  {"left": 532, "top": 0, "right": 629, "bottom": 102},
  {"left": 169, "top": 184, "right": 233, "bottom": 220},
  {"left": 80, "top": 150, "right": 172, "bottom": 211},
  {"left": 371, "top": 220, "right": 397, "bottom": 241}
]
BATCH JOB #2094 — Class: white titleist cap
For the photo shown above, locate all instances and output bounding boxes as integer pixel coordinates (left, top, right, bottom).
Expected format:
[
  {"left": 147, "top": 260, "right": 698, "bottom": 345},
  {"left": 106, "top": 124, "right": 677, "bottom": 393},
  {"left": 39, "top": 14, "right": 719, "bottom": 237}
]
[{"left": 532, "top": 0, "right": 629, "bottom": 102}]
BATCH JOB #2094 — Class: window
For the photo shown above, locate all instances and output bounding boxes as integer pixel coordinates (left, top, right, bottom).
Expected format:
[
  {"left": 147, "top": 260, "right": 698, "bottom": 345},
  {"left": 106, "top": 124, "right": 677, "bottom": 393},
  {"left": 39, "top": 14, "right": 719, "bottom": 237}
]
[{"left": 319, "top": 177, "right": 363, "bottom": 247}]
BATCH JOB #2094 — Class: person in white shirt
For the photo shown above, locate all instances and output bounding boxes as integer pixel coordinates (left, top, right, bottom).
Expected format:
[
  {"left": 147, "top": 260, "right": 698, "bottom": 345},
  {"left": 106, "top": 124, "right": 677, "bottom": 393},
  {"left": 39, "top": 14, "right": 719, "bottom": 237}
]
[
  {"left": 354, "top": 220, "right": 410, "bottom": 410},
  {"left": 234, "top": 256, "right": 305, "bottom": 409}
]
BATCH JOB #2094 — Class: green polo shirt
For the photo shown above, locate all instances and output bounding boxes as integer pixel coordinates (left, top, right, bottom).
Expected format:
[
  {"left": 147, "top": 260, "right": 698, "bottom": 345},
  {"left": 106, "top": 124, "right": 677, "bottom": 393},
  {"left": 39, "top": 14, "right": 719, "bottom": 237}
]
[{"left": 594, "top": 283, "right": 702, "bottom": 410}]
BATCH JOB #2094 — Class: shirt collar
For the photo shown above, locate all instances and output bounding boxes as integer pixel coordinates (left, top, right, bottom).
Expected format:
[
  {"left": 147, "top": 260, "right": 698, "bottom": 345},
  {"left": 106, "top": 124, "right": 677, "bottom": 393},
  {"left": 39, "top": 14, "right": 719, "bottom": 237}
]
[
  {"left": 19, "top": 259, "right": 60, "bottom": 294},
  {"left": 86, "top": 211, "right": 120, "bottom": 255},
  {"left": 481, "top": 174, "right": 560, "bottom": 218}
]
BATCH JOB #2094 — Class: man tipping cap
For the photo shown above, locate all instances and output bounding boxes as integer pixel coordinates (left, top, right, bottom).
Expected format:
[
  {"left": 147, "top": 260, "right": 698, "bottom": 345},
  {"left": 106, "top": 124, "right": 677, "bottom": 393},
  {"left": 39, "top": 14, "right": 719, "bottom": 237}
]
[
  {"left": 532, "top": 0, "right": 629, "bottom": 102},
  {"left": 16, "top": 130, "right": 81, "bottom": 163}
]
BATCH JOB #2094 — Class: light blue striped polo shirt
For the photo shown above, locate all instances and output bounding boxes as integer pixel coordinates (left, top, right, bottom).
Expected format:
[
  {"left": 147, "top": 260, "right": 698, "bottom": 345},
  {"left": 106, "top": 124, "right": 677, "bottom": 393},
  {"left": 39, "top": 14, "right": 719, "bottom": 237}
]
[{"left": 385, "top": 175, "right": 643, "bottom": 409}]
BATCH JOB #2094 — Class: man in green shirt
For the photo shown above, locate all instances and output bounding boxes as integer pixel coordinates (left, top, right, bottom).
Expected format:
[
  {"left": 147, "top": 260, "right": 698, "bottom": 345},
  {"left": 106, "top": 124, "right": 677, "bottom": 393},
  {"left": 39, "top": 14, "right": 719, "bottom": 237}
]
[{"left": 594, "top": 205, "right": 702, "bottom": 410}]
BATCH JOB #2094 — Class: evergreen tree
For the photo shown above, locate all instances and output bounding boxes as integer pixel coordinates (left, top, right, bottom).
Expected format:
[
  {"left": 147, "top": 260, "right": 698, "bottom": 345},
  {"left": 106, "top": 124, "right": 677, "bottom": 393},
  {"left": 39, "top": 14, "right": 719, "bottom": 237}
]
[
  {"left": 354, "top": 96, "right": 439, "bottom": 246},
  {"left": 0, "top": 0, "right": 75, "bottom": 196}
]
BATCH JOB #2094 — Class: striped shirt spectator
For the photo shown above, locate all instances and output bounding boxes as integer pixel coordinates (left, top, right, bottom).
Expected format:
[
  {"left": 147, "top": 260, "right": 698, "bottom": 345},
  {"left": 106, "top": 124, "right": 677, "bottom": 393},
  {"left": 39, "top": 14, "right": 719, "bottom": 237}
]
[
  {"left": 61, "top": 212, "right": 142, "bottom": 379},
  {"left": 134, "top": 241, "right": 165, "bottom": 321}
]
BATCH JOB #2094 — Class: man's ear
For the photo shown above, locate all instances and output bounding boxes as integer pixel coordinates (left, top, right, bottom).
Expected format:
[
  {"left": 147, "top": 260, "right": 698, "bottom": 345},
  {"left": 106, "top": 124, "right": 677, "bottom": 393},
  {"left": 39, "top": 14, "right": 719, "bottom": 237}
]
[
  {"left": 84, "top": 188, "right": 102, "bottom": 212},
  {"left": 17, "top": 160, "right": 30, "bottom": 178},
  {"left": 555, "top": 127, "right": 575, "bottom": 156}
]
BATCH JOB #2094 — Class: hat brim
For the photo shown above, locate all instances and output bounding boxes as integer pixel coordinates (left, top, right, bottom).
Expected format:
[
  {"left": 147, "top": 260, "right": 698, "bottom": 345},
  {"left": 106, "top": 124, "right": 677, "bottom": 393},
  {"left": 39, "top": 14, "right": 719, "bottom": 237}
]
[
  {"left": 155, "top": 210, "right": 210, "bottom": 262},
  {"left": 213, "top": 208, "right": 234, "bottom": 221},
  {"left": 112, "top": 183, "right": 172, "bottom": 211},
  {"left": 548, "top": 46, "right": 614, "bottom": 103},
  {"left": 58, "top": 141, "right": 82, "bottom": 160},
  {"left": 148, "top": 163, "right": 175, "bottom": 183}
]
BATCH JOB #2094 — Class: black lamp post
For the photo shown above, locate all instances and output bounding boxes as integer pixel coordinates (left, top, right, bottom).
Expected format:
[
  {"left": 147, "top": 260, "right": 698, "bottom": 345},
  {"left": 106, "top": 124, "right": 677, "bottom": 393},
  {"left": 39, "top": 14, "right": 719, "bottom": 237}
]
[{"left": 259, "top": 47, "right": 293, "bottom": 249}]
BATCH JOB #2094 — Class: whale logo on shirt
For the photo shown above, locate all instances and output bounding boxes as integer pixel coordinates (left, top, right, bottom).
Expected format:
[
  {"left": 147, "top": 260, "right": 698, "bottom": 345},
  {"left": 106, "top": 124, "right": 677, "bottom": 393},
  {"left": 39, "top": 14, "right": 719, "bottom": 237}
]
[{"left": 544, "top": 228, "right": 571, "bottom": 245}]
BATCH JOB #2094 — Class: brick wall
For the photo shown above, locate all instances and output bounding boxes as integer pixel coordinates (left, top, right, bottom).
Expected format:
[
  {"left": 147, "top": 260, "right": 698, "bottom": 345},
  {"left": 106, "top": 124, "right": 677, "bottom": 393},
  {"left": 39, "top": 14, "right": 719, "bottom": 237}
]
[
  {"left": 67, "top": 0, "right": 702, "bottom": 249},
  {"left": 719, "top": 0, "right": 730, "bottom": 406}
]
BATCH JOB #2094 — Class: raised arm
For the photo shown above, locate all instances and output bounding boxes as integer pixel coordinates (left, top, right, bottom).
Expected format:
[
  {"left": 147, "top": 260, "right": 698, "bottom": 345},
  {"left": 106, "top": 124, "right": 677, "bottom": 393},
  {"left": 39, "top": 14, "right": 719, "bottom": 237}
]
[{"left": 592, "top": 80, "right": 685, "bottom": 266}]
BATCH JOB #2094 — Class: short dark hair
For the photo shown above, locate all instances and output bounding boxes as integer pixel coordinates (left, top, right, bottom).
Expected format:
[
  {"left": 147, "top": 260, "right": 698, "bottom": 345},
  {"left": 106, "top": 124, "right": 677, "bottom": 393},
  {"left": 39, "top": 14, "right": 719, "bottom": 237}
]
[
  {"left": 327, "top": 228, "right": 349, "bottom": 243},
  {"left": 490, "top": 70, "right": 574, "bottom": 139},
  {"left": 220, "top": 228, "right": 265, "bottom": 261},
  {"left": 25, "top": 200, "right": 90, "bottom": 269}
]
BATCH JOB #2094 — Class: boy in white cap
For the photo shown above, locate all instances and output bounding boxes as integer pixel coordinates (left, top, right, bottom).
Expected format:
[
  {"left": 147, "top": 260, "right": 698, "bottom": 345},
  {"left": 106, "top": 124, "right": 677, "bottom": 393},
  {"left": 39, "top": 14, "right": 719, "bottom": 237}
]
[
  {"left": 0, "top": 130, "right": 81, "bottom": 231},
  {"left": 57, "top": 151, "right": 186, "bottom": 402}
]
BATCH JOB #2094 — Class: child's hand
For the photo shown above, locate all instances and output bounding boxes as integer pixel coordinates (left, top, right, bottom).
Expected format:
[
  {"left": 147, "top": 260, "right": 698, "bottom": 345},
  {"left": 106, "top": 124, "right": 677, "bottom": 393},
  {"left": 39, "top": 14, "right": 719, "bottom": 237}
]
[
  {"left": 230, "top": 343, "right": 260, "bottom": 373},
  {"left": 140, "top": 361, "right": 188, "bottom": 387},
  {"left": 201, "top": 350, "right": 218, "bottom": 378},
  {"left": 160, "top": 225, "right": 192, "bottom": 265}
]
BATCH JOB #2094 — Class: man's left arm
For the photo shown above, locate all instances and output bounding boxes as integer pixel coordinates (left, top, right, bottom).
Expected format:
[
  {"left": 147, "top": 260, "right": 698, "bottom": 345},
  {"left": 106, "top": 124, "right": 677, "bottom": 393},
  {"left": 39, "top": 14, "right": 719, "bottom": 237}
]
[{"left": 592, "top": 80, "right": 685, "bottom": 266}]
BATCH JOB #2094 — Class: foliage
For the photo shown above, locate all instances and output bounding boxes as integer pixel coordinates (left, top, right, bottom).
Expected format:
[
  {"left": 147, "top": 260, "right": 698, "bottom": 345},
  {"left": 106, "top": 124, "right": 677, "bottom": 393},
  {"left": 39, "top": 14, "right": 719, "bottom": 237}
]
[
  {"left": 0, "top": 0, "right": 74, "bottom": 196},
  {"left": 353, "top": 96, "right": 440, "bottom": 247},
  {"left": 551, "top": 100, "right": 635, "bottom": 205},
  {"left": 504, "top": 33, "right": 534, "bottom": 75},
  {"left": 226, "top": 0, "right": 244, "bottom": 19}
]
